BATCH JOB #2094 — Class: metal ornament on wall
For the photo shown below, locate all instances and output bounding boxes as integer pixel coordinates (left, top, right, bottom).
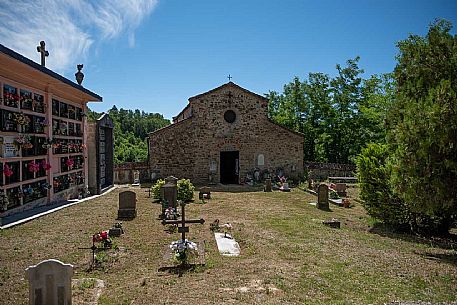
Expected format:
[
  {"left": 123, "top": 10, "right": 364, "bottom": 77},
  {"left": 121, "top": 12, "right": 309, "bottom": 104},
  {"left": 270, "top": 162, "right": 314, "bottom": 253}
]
[{"left": 75, "top": 64, "right": 84, "bottom": 85}]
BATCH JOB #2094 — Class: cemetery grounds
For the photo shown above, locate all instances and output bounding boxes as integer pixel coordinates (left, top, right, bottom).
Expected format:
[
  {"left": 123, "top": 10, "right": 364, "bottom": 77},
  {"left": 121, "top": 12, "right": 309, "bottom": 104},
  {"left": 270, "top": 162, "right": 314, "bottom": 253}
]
[{"left": 0, "top": 185, "right": 456, "bottom": 305}]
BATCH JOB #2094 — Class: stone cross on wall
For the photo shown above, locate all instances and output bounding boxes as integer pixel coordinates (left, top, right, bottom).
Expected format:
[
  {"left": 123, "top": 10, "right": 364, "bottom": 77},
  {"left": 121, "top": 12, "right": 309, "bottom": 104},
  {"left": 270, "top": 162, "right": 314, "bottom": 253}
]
[
  {"left": 36, "top": 41, "right": 49, "bottom": 67},
  {"left": 162, "top": 201, "right": 205, "bottom": 241}
]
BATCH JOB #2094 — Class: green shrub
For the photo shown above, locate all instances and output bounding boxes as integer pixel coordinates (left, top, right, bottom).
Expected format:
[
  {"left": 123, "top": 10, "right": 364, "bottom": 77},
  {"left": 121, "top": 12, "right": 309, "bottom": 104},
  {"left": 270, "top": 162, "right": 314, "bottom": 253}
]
[
  {"left": 177, "top": 179, "right": 195, "bottom": 202},
  {"left": 356, "top": 143, "right": 409, "bottom": 227},
  {"left": 151, "top": 179, "right": 165, "bottom": 200}
]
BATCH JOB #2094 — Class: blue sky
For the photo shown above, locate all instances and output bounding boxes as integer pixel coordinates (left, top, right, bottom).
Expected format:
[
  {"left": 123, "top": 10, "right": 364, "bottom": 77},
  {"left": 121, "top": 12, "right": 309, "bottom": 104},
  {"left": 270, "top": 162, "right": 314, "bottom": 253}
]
[{"left": 1, "top": 0, "right": 456, "bottom": 120}]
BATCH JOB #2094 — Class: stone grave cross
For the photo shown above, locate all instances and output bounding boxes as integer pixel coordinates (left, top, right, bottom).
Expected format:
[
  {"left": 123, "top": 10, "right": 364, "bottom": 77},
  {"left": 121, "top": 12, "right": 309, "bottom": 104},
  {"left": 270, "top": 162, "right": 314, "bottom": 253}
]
[
  {"left": 36, "top": 41, "right": 49, "bottom": 67},
  {"left": 162, "top": 201, "right": 205, "bottom": 241}
]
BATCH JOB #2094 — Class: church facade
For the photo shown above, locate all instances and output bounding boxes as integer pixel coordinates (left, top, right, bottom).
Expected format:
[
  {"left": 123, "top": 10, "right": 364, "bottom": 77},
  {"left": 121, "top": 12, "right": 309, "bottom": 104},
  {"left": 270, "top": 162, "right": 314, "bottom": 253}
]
[{"left": 148, "top": 82, "right": 303, "bottom": 184}]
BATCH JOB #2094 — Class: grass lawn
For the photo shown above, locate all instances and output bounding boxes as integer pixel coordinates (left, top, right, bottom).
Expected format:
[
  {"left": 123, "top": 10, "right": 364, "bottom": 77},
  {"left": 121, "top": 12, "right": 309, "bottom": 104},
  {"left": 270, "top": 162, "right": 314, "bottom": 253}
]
[{"left": 0, "top": 185, "right": 456, "bottom": 304}]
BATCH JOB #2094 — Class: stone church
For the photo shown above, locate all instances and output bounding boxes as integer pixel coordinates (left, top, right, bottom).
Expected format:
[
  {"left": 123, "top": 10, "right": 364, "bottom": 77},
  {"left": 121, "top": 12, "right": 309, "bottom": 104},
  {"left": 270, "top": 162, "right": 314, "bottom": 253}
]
[{"left": 148, "top": 82, "right": 304, "bottom": 184}]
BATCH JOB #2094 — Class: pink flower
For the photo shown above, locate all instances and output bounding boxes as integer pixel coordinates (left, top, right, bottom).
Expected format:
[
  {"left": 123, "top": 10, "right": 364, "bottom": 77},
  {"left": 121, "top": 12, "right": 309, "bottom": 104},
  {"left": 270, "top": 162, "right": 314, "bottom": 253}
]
[
  {"left": 66, "top": 159, "right": 74, "bottom": 168},
  {"left": 41, "top": 160, "right": 52, "bottom": 170},
  {"left": 4, "top": 164, "right": 13, "bottom": 177},
  {"left": 28, "top": 161, "right": 40, "bottom": 173}
]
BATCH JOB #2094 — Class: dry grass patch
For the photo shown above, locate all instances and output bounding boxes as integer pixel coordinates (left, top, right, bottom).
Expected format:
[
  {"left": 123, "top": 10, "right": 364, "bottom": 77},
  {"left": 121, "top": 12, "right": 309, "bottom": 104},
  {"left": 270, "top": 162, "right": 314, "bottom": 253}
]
[{"left": 0, "top": 186, "right": 456, "bottom": 304}]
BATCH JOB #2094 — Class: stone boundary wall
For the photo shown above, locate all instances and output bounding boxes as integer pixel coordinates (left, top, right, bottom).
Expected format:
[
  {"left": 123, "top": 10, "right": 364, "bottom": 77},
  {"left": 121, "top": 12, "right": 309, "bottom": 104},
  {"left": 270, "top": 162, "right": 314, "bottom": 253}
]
[
  {"left": 114, "top": 162, "right": 150, "bottom": 184},
  {"left": 305, "top": 162, "right": 356, "bottom": 180}
]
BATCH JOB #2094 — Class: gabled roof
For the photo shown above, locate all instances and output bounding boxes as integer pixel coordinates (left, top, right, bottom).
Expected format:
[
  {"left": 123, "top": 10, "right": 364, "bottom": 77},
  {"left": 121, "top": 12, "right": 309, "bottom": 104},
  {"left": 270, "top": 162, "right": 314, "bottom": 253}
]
[
  {"left": 0, "top": 44, "right": 102, "bottom": 102},
  {"left": 188, "top": 81, "right": 268, "bottom": 102},
  {"left": 267, "top": 118, "right": 305, "bottom": 137},
  {"left": 172, "top": 103, "right": 191, "bottom": 122}
]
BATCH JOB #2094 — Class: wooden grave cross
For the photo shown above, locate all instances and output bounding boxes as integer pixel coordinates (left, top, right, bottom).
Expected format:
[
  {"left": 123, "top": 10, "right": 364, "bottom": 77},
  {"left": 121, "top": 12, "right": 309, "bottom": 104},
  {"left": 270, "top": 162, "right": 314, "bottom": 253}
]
[{"left": 162, "top": 201, "right": 205, "bottom": 241}]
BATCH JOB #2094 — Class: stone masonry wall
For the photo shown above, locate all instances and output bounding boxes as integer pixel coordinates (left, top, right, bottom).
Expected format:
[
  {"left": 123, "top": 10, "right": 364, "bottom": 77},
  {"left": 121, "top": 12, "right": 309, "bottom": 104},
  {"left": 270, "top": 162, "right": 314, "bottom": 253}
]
[
  {"left": 148, "top": 119, "right": 195, "bottom": 180},
  {"left": 114, "top": 162, "right": 150, "bottom": 184},
  {"left": 148, "top": 83, "right": 304, "bottom": 184}
]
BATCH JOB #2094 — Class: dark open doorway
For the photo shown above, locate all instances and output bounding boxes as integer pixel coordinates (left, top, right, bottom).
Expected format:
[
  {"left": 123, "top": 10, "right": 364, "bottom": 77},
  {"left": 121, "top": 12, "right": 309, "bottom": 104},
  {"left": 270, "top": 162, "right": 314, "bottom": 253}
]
[{"left": 220, "top": 151, "right": 239, "bottom": 184}]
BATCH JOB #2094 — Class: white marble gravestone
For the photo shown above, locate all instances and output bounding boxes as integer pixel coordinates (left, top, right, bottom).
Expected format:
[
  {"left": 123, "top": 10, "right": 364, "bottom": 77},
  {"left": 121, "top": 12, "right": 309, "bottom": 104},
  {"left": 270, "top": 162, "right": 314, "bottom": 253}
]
[
  {"left": 25, "top": 259, "right": 74, "bottom": 305},
  {"left": 214, "top": 233, "right": 241, "bottom": 256},
  {"left": 132, "top": 170, "right": 140, "bottom": 185}
]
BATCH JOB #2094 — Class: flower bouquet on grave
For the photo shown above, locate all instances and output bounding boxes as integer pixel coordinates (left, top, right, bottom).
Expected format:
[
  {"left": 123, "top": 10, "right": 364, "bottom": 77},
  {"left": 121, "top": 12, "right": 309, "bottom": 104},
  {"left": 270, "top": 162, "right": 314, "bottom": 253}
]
[
  {"left": 278, "top": 176, "right": 290, "bottom": 192},
  {"left": 15, "top": 135, "right": 33, "bottom": 149},
  {"left": 28, "top": 161, "right": 40, "bottom": 173},
  {"left": 39, "top": 118, "right": 49, "bottom": 127},
  {"left": 14, "top": 112, "right": 31, "bottom": 126},
  {"left": 22, "top": 186, "right": 34, "bottom": 196},
  {"left": 4, "top": 91, "right": 19, "bottom": 107},
  {"left": 66, "top": 158, "right": 75, "bottom": 169},
  {"left": 32, "top": 96, "right": 45, "bottom": 112},
  {"left": 41, "top": 182, "right": 52, "bottom": 191},
  {"left": 4, "top": 164, "right": 13, "bottom": 177},
  {"left": 170, "top": 239, "right": 198, "bottom": 265},
  {"left": 210, "top": 219, "right": 221, "bottom": 232},
  {"left": 93, "top": 231, "right": 112, "bottom": 249},
  {"left": 59, "top": 122, "right": 68, "bottom": 135},
  {"left": 164, "top": 207, "right": 178, "bottom": 221},
  {"left": 20, "top": 93, "right": 33, "bottom": 109},
  {"left": 164, "top": 207, "right": 179, "bottom": 232},
  {"left": 15, "top": 191, "right": 24, "bottom": 200}
]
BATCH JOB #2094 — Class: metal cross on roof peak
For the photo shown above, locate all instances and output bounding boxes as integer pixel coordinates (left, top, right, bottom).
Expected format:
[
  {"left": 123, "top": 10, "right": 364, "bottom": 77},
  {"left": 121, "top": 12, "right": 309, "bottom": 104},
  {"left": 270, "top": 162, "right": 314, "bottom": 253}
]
[
  {"left": 36, "top": 41, "right": 49, "bottom": 67},
  {"left": 227, "top": 74, "right": 232, "bottom": 82}
]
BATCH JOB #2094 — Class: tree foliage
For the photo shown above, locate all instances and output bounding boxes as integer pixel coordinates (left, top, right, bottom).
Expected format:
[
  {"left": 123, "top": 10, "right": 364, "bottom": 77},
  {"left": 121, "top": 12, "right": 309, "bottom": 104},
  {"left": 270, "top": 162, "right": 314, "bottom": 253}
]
[
  {"left": 388, "top": 19, "right": 457, "bottom": 227},
  {"left": 268, "top": 58, "right": 393, "bottom": 164},
  {"left": 356, "top": 143, "right": 409, "bottom": 227},
  {"left": 88, "top": 106, "right": 170, "bottom": 164}
]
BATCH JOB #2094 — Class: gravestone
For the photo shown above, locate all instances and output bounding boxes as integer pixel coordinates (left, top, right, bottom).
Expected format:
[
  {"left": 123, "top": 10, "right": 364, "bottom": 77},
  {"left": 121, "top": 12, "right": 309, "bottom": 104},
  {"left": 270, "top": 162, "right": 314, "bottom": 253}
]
[
  {"left": 199, "top": 187, "right": 211, "bottom": 200},
  {"left": 317, "top": 184, "right": 329, "bottom": 210},
  {"left": 335, "top": 183, "right": 347, "bottom": 197},
  {"left": 161, "top": 176, "right": 178, "bottom": 208},
  {"left": 323, "top": 218, "right": 341, "bottom": 228},
  {"left": 108, "top": 223, "right": 124, "bottom": 237},
  {"left": 117, "top": 191, "right": 137, "bottom": 219},
  {"left": 25, "top": 259, "right": 73, "bottom": 305},
  {"left": 132, "top": 170, "right": 140, "bottom": 185},
  {"left": 264, "top": 178, "right": 272, "bottom": 192}
]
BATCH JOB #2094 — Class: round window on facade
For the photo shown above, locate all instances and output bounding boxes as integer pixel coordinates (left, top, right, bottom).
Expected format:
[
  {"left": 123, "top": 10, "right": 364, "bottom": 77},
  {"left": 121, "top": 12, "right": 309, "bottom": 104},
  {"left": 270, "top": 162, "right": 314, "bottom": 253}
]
[{"left": 224, "top": 110, "right": 236, "bottom": 123}]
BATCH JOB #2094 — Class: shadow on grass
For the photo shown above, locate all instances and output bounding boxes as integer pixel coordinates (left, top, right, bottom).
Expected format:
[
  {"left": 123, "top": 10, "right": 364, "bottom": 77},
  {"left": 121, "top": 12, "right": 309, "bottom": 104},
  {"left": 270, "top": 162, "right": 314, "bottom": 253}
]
[
  {"left": 195, "top": 184, "right": 265, "bottom": 193},
  {"left": 418, "top": 252, "right": 457, "bottom": 266},
  {"left": 158, "top": 263, "right": 206, "bottom": 277},
  {"left": 369, "top": 222, "right": 457, "bottom": 251}
]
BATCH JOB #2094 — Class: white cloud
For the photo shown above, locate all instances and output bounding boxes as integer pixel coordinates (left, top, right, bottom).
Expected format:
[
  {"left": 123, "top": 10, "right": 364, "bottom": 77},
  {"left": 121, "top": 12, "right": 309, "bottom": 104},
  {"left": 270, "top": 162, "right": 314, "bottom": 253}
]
[{"left": 0, "top": 0, "right": 158, "bottom": 72}]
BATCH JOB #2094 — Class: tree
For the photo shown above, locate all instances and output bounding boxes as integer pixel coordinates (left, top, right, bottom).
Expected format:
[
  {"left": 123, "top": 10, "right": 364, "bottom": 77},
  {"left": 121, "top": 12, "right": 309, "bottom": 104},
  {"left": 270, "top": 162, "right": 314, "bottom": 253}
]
[
  {"left": 88, "top": 106, "right": 170, "bottom": 164},
  {"left": 388, "top": 19, "right": 457, "bottom": 232},
  {"left": 356, "top": 143, "right": 409, "bottom": 227},
  {"left": 267, "top": 58, "right": 390, "bottom": 164}
]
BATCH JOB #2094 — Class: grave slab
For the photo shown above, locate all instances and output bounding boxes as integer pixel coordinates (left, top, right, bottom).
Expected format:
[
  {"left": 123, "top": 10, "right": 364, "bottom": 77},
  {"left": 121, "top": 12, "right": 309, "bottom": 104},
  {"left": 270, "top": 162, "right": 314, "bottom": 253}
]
[{"left": 214, "top": 232, "right": 241, "bottom": 256}]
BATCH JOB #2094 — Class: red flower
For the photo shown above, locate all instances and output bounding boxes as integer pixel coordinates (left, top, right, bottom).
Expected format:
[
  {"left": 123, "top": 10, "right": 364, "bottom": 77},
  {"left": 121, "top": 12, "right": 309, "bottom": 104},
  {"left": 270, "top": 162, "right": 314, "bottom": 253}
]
[
  {"left": 4, "top": 164, "right": 13, "bottom": 177},
  {"left": 28, "top": 161, "right": 40, "bottom": 173},
  {"left": 66, "top": 159, "right": 74, "bottom": 168},
  {"left": 41, "top": 160, "right": 52, "bottom": 171}
]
